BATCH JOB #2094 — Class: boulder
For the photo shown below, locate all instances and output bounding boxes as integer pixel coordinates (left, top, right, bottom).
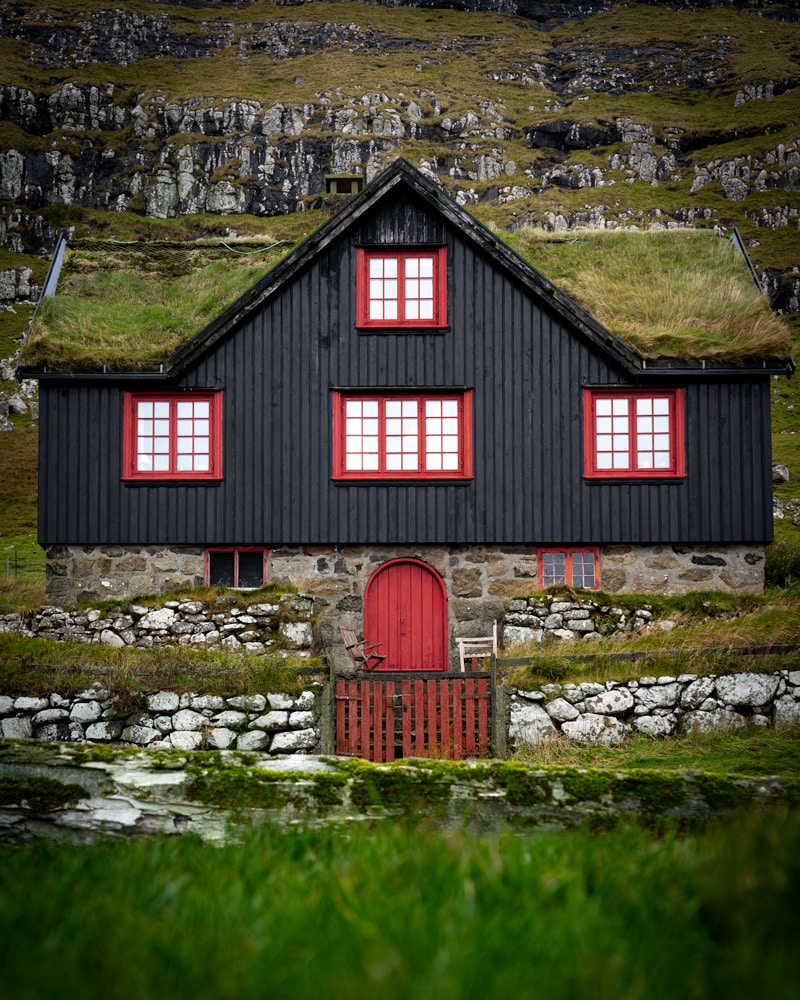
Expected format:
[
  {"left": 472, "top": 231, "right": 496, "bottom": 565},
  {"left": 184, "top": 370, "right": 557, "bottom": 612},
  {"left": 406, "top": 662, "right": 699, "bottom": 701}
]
[{"left": 561, "top": 713, "right": 631, "bottom": 747}]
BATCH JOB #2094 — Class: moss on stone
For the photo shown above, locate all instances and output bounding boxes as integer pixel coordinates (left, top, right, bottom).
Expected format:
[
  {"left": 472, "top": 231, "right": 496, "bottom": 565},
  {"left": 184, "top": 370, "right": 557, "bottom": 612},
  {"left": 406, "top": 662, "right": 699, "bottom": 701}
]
[
  {"left": 689, "top": 772, "right": 750, "bottom": 811},
  {"left": 186, "top": 768, "right": 293, "bottom": 811},
  {"left": 560, "top": 769, "right": 613, "bottom": 802},
  {"left": 611, "top": 771, "right": 688, "bottom": 814},
  {"left": 490, "top": 763, "right": 551, "bottom": 807},
  {"left": 346, "top": 762, "right": 451, "bottom": 813},
  {"left": 0, "top": 776, "right": 90, "bottom": 812}
]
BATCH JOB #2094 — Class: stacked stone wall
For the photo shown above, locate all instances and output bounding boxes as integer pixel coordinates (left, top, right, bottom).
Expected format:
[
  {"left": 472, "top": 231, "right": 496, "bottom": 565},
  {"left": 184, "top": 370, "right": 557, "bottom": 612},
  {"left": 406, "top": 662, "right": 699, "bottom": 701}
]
[
  {"left": 0, "top": 686, "right": 323, "bottom": 754},
  {"left": 509, "top": 669, "right": 800, "bottom": 750}
]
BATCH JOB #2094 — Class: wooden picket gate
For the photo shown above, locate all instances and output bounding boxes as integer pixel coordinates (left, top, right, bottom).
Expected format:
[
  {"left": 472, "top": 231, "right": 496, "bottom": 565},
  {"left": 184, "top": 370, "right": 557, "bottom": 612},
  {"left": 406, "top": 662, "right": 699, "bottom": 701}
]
[{"left": 334, "top": 672, "right": 493, "bottom": 761}]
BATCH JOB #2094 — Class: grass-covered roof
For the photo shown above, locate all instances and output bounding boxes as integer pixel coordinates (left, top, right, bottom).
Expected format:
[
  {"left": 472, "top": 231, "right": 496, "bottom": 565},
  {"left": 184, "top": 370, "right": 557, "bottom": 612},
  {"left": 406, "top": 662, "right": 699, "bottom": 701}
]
[{"left": 20, "top": 222, "right": 791, "bottom": 373}]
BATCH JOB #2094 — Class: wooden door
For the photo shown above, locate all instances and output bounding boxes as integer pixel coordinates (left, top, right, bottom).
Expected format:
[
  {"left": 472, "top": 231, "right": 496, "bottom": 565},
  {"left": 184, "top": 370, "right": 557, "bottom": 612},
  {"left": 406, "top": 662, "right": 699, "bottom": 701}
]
[{"left": 364, "top": 559, "right": 448, "bottom": 671}]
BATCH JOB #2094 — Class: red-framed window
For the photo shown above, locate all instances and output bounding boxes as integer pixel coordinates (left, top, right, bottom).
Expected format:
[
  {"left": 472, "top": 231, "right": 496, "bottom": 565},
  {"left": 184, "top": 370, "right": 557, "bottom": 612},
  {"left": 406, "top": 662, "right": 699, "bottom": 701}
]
[
  {"left": 332, "top": 391, "right": 473, "bottom": 480},
  {"left": 356, "top": 247, "right": 447, "bottom": 328},
  {"left": 123, "top": 392, "right": 222, "bottom": 481},
  {"left": 583, "top": 388, "right": 685, "bottom": 479},
  {"left": 538, "top": 548, "right": 600, "bottom": 590},
  {"left": 207, "top": 548, "right": 267, "bottom": 589}
]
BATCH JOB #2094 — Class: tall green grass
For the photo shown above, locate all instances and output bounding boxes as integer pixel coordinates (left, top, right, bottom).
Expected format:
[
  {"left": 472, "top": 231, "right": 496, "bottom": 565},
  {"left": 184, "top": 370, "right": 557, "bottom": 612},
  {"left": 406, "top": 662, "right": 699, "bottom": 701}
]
[{"left": 0, "top": 813, "right": 798, "bottom": 999}]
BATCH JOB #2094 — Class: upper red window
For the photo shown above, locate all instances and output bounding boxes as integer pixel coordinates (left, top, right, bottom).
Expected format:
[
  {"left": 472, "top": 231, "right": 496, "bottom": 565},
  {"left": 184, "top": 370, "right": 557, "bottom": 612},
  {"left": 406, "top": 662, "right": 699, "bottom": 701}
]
[
  {"left": 123, "top": 392, "right": 222, "bottom": 481},
  {"left": 584, "top": 388, "right": 685, "bottom": 479},
  {"left": 332, "top": 391, "right": 472, "bottom": 480},
  {"left": 356, "top": 247, "right": 447, "bottom": 328}
]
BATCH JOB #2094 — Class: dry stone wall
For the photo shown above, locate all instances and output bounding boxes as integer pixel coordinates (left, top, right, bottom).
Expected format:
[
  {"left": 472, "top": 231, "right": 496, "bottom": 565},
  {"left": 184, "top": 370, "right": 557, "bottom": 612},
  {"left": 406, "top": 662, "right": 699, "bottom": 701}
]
[
  {"left": 509, "top": 669, "right": 800, "bottom": 750},
  {"left": 0, "top": 686, "right": 323, "bottom": 754}
]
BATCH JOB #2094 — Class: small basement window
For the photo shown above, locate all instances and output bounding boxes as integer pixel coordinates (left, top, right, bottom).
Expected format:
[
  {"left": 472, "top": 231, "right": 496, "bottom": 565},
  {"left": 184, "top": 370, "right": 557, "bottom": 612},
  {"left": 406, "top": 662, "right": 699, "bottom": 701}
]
[
  {"left": 538, "top": 548, "right": 599, "bottom": 590},
  {"left": 207, "top": 549, "right": 267, "bottom": 589}
]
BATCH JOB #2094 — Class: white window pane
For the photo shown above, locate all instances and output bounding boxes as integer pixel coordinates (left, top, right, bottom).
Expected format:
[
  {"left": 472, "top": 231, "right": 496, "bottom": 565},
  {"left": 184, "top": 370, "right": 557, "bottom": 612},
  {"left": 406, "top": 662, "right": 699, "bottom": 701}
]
[
  {"left": 345, "top": 438, "right": 361, "bottom": 453},
  {"left": 442, "top": 418, "right": 459, "bottom": 435},
  {"left": 153, "top": 455, "right": 170, "bottom": 471},
  {"left": 386, "top": 437, "right": 402, "bottom": 453},
  {"left": 386, "top": 454, "right": 402, "bottom": 470},
  {"left": 346, "top": 400, "right": 362, "bottom": 417},
  {"left": 194, "top": 419, "right": 209, "bottom": 436},
  {"left": 614, "top": 435, "right": 629, "bottom": 451},
  {"left": 419, "top": 301, "right": 434, "bottom": 319},
  {"left": 612, "top": 399, "right": 628, "bottom": 415},
  {"left": 426, "top": 400, "right": 442, "bottom": 417},
  {"left": 653, "top": 398, "right": 670, "bottom": 415},
  {"left": 637, "top": 453, "right": 653, "bottom": 468},
  {"left": 402, "top": 401, "right": 417, "bottom": 416},
  {"left": 442, "top": 454, "right": 459, "bottom": 470},
  {"left": 194, "top": 401, "right": 209, "bottom": 418},
  {"left": 419, "top": 257, "right": 433, "bottom": 277},
  {"left": 426, "top": 418, "right": 441, "bottom": 435},
  {"left": 362, "top": 401, "right": 378, "bottom": 417},
  {"left": 177, "top": 439, "right": 193, "bottom": 454},
  {"left": 370, "top": 279, "right": 384, "bottom": 299},
  {"left": 346, "top": 418, "right": 362, "bottom": 435},
  {"left": 177, "top": 419, "right": 194, "bottom": 436},
  {"left": 427, "top": 454, "right": 442, "bottom": 470},
  {"left": 385, "top": 400, "right": 402, "bottom": 417},
  {"left": 194, "top": 437, "right": 209, "bottom": 453},
  {"left": 370, "top": 258, "right": 383, "bottom": 277},
  {"left": 345, "top": 454, "right": 362, "bottom": 469},
  {"left": 176, "top": 401, "right": 193, "bottom": 418},
  {"left": 363, "top": 436, "right": 379, "bottom": 453},
  {"left": 369, "top": 301, "right": 383, "bottom": 319},
  {"left": 138, "top": 419, "right": 153, "bottom": 436},
  {"left": 154, "top": 402, "right": 170, "bottom": 418},
  {"left": 383, "top": 258, "right": 397, "bottom": 277},
  {"left": 596, "top": 454, "right": 613, "bottom": 469},
  {"left": 402, "top": 417, "right": 417, "bottom": 434},
  {"left": 137, "top": 455, "right": 152, "bottom": 470},
  {"left": 385, "top": 418, "right": 402, "bottom": 436},
  {"left": 384, "top": 279, "right": 397, "bottom": 299},
  {"left": 154, "top": 419, "right": 170, "bottom": 436},
  {"left": 653, "top": 416, "right": 670, "bottom": 433},
  {"left": 443, "top": 435, "right": 459, "bottom": 452},
  {"left": 176, "top": 455, "right": 193, "bottom": 471},
  {"left": 636, "top": 398, "right": 653, "bottom": 415},
  {"left": 363, "top": 419, "right": 379, "bottom": 435},
  {"left": 596, "top": 435, "right": 613, "bottom": 451},
  {"left": 612, "top": 416, "right": 628, "bottom": 432},
  {"left": 654, "top": 434, "right": 671, "bottom": 451},
  {"left": 402, "top": 454, "right": 418, "bottom": 470},
  {"left": 363, "top": 455, "right": 380, "bottom": 470},
  {"left": 637, "top": 416, "right": 653, "bottom": 433},
  {"left": 194, "top": 456, "right": 209, "bottom": 471},
  {"left": 596, "top": 417, "right": 612, "bottom": 434},
  {"left": 137, "top": 439, "right": 153, "bottom": 454},
  {"left": 419, "top": 278, "right": 433, "bottom": 298},
  {"left": 612, "top": 454, "right": 630, "bottom": 469},
  {"left": 137, "top": 402, "right": 153, "bottom": 418},
  {"left": 405, "top": 258, "right": 419, "bottom": 278},
  {"left": 404, "top": 436, "right": 418, "bottom": 453},
  {"left": 384, "top": 301, "right": 397, "bottom": 320},
  {"left": 406, "top": 300, "right": 419, "bottom": 320},
  {"left": 654, "top": 454, "right": 671, "bottom": 468},
  {"left": 405, "top": 279, "right": 419, "bottom": 298},
  {"left": 638, "top": 434, "right": 653, "bottom": 451},
  {"left": 595, "top": 399, "right": 612, "bottom": 416},
  {"left": 427, "top": 435, "right": 442, "bottom": 454},
  {"left": 441, "top": 400, "right": 458, "bottom": 416}
]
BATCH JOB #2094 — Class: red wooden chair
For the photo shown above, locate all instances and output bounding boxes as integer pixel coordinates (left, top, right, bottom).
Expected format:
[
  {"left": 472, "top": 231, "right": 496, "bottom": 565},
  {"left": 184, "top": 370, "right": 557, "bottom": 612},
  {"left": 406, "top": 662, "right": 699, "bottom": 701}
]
[{"left": 339, "top": 625, "right": 386, "bottom": 670}]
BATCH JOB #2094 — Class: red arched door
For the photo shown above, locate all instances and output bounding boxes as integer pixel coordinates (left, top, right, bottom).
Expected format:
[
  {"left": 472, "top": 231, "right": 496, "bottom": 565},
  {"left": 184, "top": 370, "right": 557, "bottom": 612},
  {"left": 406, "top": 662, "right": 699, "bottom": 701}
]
[{"left": 364, "top": 559, "right": 448, "bottom": 671}]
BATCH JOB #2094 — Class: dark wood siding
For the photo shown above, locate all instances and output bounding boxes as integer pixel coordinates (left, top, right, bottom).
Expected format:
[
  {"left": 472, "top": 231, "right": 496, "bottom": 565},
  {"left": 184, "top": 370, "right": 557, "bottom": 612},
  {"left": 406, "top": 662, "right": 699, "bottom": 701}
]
[{"left": 38, "top": 190, "right": 774, "bottom": 547}]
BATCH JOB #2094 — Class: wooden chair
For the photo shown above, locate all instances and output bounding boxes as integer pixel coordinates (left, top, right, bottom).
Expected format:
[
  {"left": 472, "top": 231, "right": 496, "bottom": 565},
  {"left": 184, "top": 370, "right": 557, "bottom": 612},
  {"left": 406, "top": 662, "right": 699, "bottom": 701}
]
[
  {"left": 339, "top": 625, "right": 386, "bottom": 671},
  {"left": 456, "top": 620, "right": 497, "bottom": 672}
]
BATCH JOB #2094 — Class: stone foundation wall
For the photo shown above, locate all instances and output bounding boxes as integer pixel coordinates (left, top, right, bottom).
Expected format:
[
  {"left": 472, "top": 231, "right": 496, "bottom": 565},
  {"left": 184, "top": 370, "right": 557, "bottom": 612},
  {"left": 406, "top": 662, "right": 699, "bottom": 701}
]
[
  {"left": 508, "top": 669, "right": 800, "bottom": 750},
  {"left": 43, "top": 542, "right": 767, "bottom": 671}
]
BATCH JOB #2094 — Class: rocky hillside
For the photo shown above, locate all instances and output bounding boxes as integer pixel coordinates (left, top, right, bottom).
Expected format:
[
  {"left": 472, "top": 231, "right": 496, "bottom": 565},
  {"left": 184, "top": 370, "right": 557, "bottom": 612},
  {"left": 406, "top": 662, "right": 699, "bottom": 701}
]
[{"left": 0, "top": 0, "right": 799, "bottom": 328}]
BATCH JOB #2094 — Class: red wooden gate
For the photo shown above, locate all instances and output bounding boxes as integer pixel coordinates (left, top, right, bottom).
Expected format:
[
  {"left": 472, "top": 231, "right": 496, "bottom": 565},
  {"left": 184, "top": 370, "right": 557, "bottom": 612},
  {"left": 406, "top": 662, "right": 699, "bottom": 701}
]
[
  {"left": 335, "top": 672, "right": 492, "bottom": 761},
  {"left": 364, "top": 559, "right": 448, "bottom": 671}
]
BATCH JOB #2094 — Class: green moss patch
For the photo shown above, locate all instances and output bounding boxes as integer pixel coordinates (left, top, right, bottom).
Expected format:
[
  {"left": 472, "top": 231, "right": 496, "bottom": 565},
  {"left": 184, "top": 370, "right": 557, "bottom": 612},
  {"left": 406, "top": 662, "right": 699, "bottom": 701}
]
[{"left": 0, "top": 776, "right": 90, "bottom": 812}]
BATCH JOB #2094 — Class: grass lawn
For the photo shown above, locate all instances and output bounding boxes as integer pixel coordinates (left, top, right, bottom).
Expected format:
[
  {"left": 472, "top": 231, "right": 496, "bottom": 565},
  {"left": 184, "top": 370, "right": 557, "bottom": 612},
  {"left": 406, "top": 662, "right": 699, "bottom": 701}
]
[{"left": 0, "top": 813, "right": 797, "bottom": 999}]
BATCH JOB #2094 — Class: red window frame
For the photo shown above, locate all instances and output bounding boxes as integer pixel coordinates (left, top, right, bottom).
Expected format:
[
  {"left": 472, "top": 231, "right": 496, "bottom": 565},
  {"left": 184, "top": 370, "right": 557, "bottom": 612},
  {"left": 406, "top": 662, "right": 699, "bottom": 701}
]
[
  {"left": 356, "top": 247, "right": 447, "bottom": 329},
  {"left": 538, "top": 547, "right": 600, "bottom": 590},
  {"left": 123, "top": 391, "right": 222, "bottom": 481},
  {"left": 206, "top": 548, "right": 268, "bottom": 589},
  {"left": 332, "top": 390, "right": 473, "bottom": 480},
  {"left": 583, "top": 388, "right": 685, "bottom": 479}
]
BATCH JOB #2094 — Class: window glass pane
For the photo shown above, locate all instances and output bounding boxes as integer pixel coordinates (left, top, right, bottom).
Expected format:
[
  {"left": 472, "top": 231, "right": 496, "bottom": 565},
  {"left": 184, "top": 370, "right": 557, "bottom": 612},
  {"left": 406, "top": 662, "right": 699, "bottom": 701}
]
[
  {"left": 209, "top": 552, "right": 236, "bottom": 588},
  {"left": 154, "top": 419, "right": 170, "bottom": 436},
  {"left": 362, "top": 400, "right": 379, "bottom": 417},
  {"left": 405, "top": 300, "right": 419, "bottom": 320},
  {"left": 442, "top": 454, "right": 459, "bottom": 470},
  {"left": 419, "top": 257, "right": 433, "bottom": 277},
  {"left": 596, "top": 454, "right": 613, "bottom": 469},
  {"left": 238, "top": 552, "right": 264, "bottom": 589},
  {"left": 384, "top": 300, "right": 398, "bottom": 320},
  {"left": 193, "top": 456, "right": 209, "bottom": 471},
  {"left": 176, "top": 401, "right": 193, "bottom": 418},
  {"left": 405, "top": 258, "right": 419, "bottom": 278},
  {"left": 595, "top": 399, "right": 612, "bottom": 416},
  {"left": 653, "top": 398, "right": 670, "bottom": 415},
  {"left": 386, "top": 454, "right": 402, "bottom": 470},
  {"left": 177, "top": 438, "right": 194, "bottom": 454},
  {"left": 441, "top": 400, "right": 458, "bottom": 417},
  {"left": 194, "top": 437, "right": 209, "bottom": 454},
  {"left": 153, "top": 402, "right": 170, "bottom": 418},
  {"left": 402, "top": 400, "right": 417, "bottom": 417},
  {"left": 369, "top": 258, "right": 383, "bottom": 277},
  {"left": 427, "top": 454, "right": 442, "bottom": 470},
  {"left": 154, "top": 439, "right": 170, "bottom": 454},
  {"left": 177, "top": 419, "right": 194, "bottom": 436},
  {"left": 137, "top": 454, "right": 153, "bottom": 470},
  {"left": 176, "top": 455, "right": 193, "bottom": 470},
  {"left": 194, "top": 401, "right": 209, "bottom": 418},
  {"left": 426, "top": 400, "right": 442, "bottom": 417},
  {"left": 137, "top": 401, "right": 153, "bottom": 418},
  {"left": 636, "top": 397, "right": 653, "bottom": 415},
  {"left": 542, "top": 551, "right": 566, "bottom": 587},
  {"left": 385, "top": 418, "right": 402, "bottom": 436},
  {"left": 153, "top": 455, "right": 170, "bottom": 471},
  {"left": 385, "top": 400, "right": 402, "bottom": 417},
  {"left": 611, "top": 399, "right": 629, "bottom": 416},
  {"left": 362, "top": 455, "right": 380, "bottom": 470}
]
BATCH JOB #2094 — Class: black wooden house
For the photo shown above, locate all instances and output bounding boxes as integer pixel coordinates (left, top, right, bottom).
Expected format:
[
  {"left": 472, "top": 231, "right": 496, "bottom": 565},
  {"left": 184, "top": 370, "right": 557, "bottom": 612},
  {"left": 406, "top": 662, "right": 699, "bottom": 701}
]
[{"left": 29, "top": 158, "right": 790, "bottom": 669}]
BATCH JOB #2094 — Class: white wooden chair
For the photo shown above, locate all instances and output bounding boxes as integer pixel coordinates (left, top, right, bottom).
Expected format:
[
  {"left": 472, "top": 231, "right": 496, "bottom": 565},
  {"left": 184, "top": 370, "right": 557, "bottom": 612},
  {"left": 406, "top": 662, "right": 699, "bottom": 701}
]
[{"left": 455, "top": 620, "right": 497, "bottom": 672}]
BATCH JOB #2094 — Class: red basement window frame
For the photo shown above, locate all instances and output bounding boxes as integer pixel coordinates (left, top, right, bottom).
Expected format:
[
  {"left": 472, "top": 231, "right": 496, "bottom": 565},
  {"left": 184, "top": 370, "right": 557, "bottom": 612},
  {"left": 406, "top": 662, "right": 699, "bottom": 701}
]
[
  {"left": 583, "top": 387, "right": 685, "bottom": 479},
  {"left": 332, "top": 390, "right": 473, "bottom": 480},
  {"left": 356, "top": 247, "right": 447, "bottom": 329},
  {"left": 206, "top": 548, "right": 267, "bottom": 589},
  {"left": 123, "top": 391, "right": 222, "bottom": 481},
  {"left": 538, "top": 548, "right": 600, "bottom": 590}
]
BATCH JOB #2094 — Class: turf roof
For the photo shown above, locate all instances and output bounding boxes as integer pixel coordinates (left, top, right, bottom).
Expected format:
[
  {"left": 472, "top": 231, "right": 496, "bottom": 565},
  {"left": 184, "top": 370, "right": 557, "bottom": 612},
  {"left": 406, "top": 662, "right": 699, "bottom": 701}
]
[{"left": 20, "top": 205, "right": 792, "bottom": 375}]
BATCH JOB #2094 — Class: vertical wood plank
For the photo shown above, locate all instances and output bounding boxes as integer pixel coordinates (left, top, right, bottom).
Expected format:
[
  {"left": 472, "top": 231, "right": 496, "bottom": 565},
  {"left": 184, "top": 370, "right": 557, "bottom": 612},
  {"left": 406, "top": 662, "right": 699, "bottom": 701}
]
[
  {"left": 401, "top": 680, "right": 412, "bottom": 758},
  {"left": 414, "top": 679, "right": 426, "bottom": 756},
  {"left": 477, "top": 677, "right": 489, "bottom": 756},
  {"left": 373, "top": 682, "right": 385, "bottom": 762},
  {"left": 384, "top": 681, "right": 395, "bottom": 763},
  {"left": 360, "top": 680, "right": 373, "bottom": 761},
  {"left": 427, "top": 678, "right": 438, "bottom": 754},
  {"left": 452, "top": 678, "right": 463, "bottom": 758},
  {"left": 335, "top": 679, "right": 345, "bottom": 754},
  {"left": 439, "top": 679, "right": 451, "bottom": 755},
  {"left": 464, "top": 678, "right": 476, "bottom": 754}
]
